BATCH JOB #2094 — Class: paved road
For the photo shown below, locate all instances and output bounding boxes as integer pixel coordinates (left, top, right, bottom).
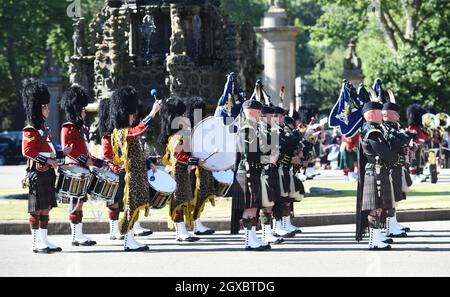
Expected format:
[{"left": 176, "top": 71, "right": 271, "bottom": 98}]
[
  {"left": 1, "top": 165, "right": 449, "bottom": 191},
  {"left": 1, "top": 221, "right": 449, "bottom": 277}
]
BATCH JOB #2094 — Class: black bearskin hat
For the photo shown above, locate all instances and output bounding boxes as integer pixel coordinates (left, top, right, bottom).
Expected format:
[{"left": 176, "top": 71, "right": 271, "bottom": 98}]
[
  {"left": 60, "top": 85, "right": 90, "bottom": 126},
  {"left": 158, "top": 97, "right": 187, "bottom": 145},
  {"left": 22, "top": 79, "right": 50, "bottom": 129},
  {"left": 407, "top": 104, "right": 426, "bottom": 126},
  {"left": 98, "top": 99, "right": 113, "bottom": 137},
  {"left": 184, "top": 97, "right": 206, "bottom": 128},
  {"left": 110, "top": 86, "right": 139, "bottom": 130}
]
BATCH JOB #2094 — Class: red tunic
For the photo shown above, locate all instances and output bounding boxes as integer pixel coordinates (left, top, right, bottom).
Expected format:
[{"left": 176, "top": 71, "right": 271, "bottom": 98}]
[
  {"left": 104, "top": 121, "right": 150, "bottom": 172},
  {"left": 60, "top": 123, "right": 92, "bottom": 165},
  {"left": 101, "top": 135, "right": 122, "bottom": 173},
  {"left": 22, "top": 126, "right": 56, "bottom": 165},
  {"left": 127, "top": 122, "right": 148, "bottom": 139},
  {"left": 408, "top": 125, "right": 429, "bottom": 145}
]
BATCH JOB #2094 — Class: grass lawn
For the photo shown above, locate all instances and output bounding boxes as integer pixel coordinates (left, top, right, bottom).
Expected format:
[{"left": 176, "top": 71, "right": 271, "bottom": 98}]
[{"left": 0, "top": 179, "right": 448, "bottom": 221}]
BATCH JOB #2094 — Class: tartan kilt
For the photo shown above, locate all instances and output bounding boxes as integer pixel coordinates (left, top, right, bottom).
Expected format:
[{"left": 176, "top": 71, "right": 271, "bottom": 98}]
[
  {"left": 232, "top": 169, "right": 262, "bottom": 210},
  {"left": 362, "top": 169, "right": 395, "bottom": 211},
  {"left": 338, "top": 150, "right": 357, "bottom": 169},
  {"left": 279, "top": 166, "right": 291, "bottom": 198},
  {"left": 28, "top": 168, "right": 57, "bottom": 213},
  {"left": 263, "top": 165, "right": 281, "bottom": 203},
  {"left": 391, "top": 165, "right": 406, "bottom": 202}
]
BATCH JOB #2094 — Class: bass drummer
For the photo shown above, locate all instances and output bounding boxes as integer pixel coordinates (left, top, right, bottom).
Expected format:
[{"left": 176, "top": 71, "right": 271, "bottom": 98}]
[
  {"left": 109, "top": 86, "right": 161, "bottom": 251},
  {"left": 60, "top": 85, "right": 104, "bottom": 247},
  {"left": 185, "top": 97, "right": 216, "bottom": 236}
]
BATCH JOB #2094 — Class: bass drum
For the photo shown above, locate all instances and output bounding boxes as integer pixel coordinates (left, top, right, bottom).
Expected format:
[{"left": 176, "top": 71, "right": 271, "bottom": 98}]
[
  {"left": 212, "top": 169, "right": 234, "bottom": 197},
  {"left": 191, "top": 116, "right": 237, "bottom": 172}
]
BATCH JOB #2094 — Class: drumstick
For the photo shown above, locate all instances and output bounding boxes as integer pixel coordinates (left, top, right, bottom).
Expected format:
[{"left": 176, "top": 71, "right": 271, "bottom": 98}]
[{"left": 204, "top": 148, "right": 219, "bottom": 161}]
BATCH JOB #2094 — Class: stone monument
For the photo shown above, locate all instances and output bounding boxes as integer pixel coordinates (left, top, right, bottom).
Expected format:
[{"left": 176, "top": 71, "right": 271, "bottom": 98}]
[
  {"left": 343, "top": 41, "right": 363, "bottom": 87},
  {"left": 39, "top": 46, "right": 63, "bottom": 143},
  {"left": 67, "top": 0, "right": 261, "bottom": 111},
  {"left": 255, "top": 0, "right": 299, "bottom": 112}
]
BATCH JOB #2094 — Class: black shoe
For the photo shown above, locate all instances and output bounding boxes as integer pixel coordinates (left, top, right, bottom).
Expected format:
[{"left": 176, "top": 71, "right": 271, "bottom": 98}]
[
  {"left": 294, "top": 229, "right": 302, "bottom": 234},
  {"left": 382, "top": 238, "right": 394, "bottom": 244},
  {"left": 176, "top": 237, "right": 199, "bottom": 242},
  {"left": 194, "top": 229, "right": 215, "bottom": 236},
  {"left": 402, "top": 227, "right": 411, "bottom": 232},
  {"left": 273, "top": 238, "right": 284, "bottom": 244},
  {"left": 371, "top": 245, "right": 392, "bottom": 250},
  {"left": 124, "top": 245, "right": 149, "bottom": 252},
  {"left": 282, "top": 231, "right": 296, "bottom": 238},
  {"left": 33, "top": 247, "right": 52, "bottom": 254},
  {"left": 245, "top": 245, "right": 269, "bottom": 251},
  {"left": 72, "top": 240, "right": 97, "bottom": 246},
  {"left": 49, "top": 247, "right": 62, "bottom": 252},
  {"left": 262, "top": 244, "right": 271, "bottom": 250},
  {"left": 135, "top": 230, "right": 153, "bottom": 237},
  {"left": 387, "top": 232, "right": 407, "bottom": 238}
]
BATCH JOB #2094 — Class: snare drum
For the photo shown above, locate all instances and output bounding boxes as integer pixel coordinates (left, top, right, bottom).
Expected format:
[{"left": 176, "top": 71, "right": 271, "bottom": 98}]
[
  {"left": 212, "top": 169, "right": 234, "bottom": 197},
  {"left": 147, "top": 168, "right": 177, "bottom": 209},
  {"left": 88, "top": 168, "right": 119, "bottom": 204},
  {"left": 56, "top": 165, "right": 91, "bottom": 200}
]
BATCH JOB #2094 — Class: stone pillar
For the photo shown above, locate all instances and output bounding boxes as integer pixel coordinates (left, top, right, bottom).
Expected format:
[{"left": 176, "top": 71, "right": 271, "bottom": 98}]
[
  {"left": 343, "top": 41, "right": 363, "bottom": 87},
  {"left": 40, "top": 46, "right": 63, "bottom": 144},
  {"left": 255, "top": 4, "right": 299, "bottom": 112}
]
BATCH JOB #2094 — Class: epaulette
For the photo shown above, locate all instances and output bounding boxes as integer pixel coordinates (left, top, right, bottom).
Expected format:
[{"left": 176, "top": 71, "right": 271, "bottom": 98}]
[{"left": 23, "top": 126, "right": 38, "bottom": 142}]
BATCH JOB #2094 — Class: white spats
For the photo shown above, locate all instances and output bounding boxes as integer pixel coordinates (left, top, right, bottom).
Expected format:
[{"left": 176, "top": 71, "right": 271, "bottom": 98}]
[
  {"left": 368, "top": 228, "right": 392, "bottom": 250},
  {"left": 386, "top": 216, "right": 407, "bottom": 237},
  {"left": 124, "top": 228, "right": 149, "bottom": 252},
  {"left": 71, "top": 223, "right": 96, "bottom": 246},
  {"left": 133, "top": 220, "right": 152, "bottom": 237},
  {"left": 39, "top": 229, "right": 61, "bottom": 252},
  {"left": 261, "top": 224, "right": 283, "bottom": 245},
  {"left": 109, "top": 220, "right": 123, "bottom": 240},
  {"left": 175, "top": 222, "right": 199, "bottom": 242},
  {"left": 273, "top": 219, "right": 294, "bottom": 238},
  {"left": 31, "top": 229, "right": 50, "bottom": 254},
  {"left": 282, "top": 216, "right": 302, "bottom": 234},
  {"left": 245, "top": 226, "right": 269, "bottom": 251},
  {"left": 193, "top": 219, "right": 215, "bottom": 235}
]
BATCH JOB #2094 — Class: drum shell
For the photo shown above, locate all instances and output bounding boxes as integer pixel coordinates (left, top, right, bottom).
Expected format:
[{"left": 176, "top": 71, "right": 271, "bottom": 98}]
[
  {"left": 148, "top": 186, "right": 172, "bottom": 209},
  {"left": 88, "top": 170, "right": 119, "bottom": 203},
  {"left": 214, "top": 180, "right": 231, "bottom": 197},
  {"left": 55, "top": 167, "right": 90, "bottom": 199}
]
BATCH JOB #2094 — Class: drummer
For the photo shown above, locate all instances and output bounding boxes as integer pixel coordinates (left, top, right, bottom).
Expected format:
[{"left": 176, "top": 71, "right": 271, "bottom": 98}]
[
  {"left": 160, "top": 97, "right": 205, "bottom": 242},
  {"left": 98, "top": 99, "right": 124, "bottom": 241},
  {"left": 109, "top": 86, "right": 161, "bottom": 251},
  {"left": 185, "top": 97, "right": 216, "bottom": 236},
  {"left": 60, "top": 85, "right": 104, "bottom": 247},
  {"left": 22, "top": 80, "right": 65, "bottom": 253}
]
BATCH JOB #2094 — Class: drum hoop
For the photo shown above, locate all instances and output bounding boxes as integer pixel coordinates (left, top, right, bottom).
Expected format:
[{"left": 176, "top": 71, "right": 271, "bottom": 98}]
[
  {"left": 148, "top": 169, "right": 176, "bottom": 194},
  {"left": 60, "top": 165, "right": 91, "bottom": 177},
  {"left": 190, "top": 116, "right": 236, "bottom": 171},
  {"left": 93, "top": 168, "right": 119, "bottom": 182}
]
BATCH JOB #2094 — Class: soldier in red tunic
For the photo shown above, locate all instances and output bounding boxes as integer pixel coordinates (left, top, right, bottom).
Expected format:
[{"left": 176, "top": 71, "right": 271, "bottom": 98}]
[
  {"left": 22, "top": 80, "right": 66, "bottom": 253},
  {"left": 60, "top": 85, "right": 104, "bottom": 246}
]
